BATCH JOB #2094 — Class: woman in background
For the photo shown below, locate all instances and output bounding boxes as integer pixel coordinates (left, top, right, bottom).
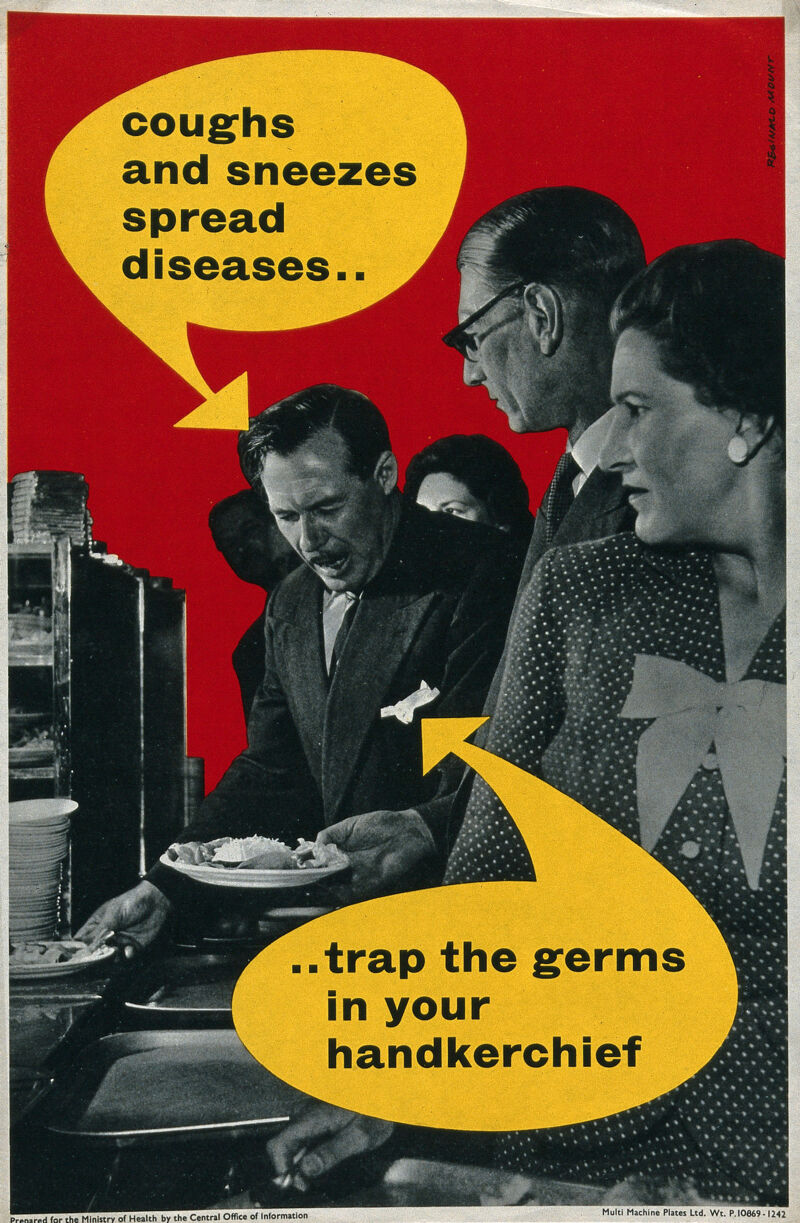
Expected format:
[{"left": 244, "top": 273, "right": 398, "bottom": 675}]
[{"left": 405, "top": 433, "right": 533, "bottom": 544}]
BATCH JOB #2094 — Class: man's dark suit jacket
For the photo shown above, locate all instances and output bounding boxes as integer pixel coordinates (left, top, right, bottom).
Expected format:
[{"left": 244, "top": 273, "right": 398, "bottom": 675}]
[
  {"left": 232, "top": 603, "right": 268, "bottom": 720},
  {"left": 519, "top": 464, "right": 633, "bottom": 595},
  {"left": 148, "top": 497, "right": 521, "bottom": 901}
]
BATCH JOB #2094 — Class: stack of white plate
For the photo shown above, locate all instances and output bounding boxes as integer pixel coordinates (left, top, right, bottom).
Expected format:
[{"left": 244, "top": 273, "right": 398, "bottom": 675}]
[{"left": 9, "top": 799, "right": 78, "bottom": 940}]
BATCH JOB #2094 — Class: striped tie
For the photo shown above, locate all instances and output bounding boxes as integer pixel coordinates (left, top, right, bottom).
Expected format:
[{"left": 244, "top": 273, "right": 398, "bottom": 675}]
[{"left": 543, "top": 452, "right": 580, "bottom": 544}]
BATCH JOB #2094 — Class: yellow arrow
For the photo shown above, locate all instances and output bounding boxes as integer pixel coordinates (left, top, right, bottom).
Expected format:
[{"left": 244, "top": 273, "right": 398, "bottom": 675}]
[
  {"left": 422, "top": 714, "right": 595, "bottom": 879},
  {"left": 173, "top": 371, "right": 250, "bottom": 431},
  {"left": 421, "top": 715, "right": 488, "bottom": 774},
  {"left": 234, "top": 715, "right": 740, "bottom": 1130}
]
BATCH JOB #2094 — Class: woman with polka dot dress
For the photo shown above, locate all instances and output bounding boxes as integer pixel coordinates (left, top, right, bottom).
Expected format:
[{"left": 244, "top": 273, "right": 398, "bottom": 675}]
[{"left": 446, "top": 240, "right": 786, "bottom": 1203}]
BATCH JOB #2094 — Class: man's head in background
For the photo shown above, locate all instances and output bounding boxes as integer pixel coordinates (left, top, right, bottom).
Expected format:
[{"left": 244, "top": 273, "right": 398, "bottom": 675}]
[
  {"left": 209, "top": 489, "right": 299, "bottom": 590},
  {"left": 443, "top": 187, "right": 646, "bottom": 442},
  {"left": 238, "top": 384, "right": 399, "bottom": 593}
]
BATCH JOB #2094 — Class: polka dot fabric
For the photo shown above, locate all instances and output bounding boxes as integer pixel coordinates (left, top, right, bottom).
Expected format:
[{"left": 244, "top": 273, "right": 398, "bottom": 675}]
[{"left": 445, "top": 534, "right": 787, "bottom": 1203}]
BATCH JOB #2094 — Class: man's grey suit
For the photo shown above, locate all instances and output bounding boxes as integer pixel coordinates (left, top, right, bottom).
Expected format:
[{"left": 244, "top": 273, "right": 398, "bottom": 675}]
[{"left": 148, "top": 497, "right": 520, "bottom": 900}]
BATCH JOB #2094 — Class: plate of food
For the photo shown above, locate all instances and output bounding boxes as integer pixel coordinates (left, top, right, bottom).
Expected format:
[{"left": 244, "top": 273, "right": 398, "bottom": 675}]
[
  {"left": 159, "top": 835, "right": 349, "bottom": 889},
  {"left": 9, "top": 938, "right": 117, "bottom": 979}
]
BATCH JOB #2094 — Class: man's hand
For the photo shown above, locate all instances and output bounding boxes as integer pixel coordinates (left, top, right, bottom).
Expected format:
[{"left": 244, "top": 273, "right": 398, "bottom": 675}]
[
  {"left": 267, "top": 1102, "right": 394, "bottom": 1191},
  {"left": 75, "top": 880, "right": 172, "bottom": 958},
  {"left": 316, "top": 808, "right": 437, "bottom": 902}
]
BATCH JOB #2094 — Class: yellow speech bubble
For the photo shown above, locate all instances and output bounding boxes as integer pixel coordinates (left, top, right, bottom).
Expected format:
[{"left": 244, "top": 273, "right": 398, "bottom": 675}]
[
  {"left": 45, "top": 51, "right": 466, "bottom": 428},
  {"left": 233, "top": 719, "right": 738, "bottom": 1131}
]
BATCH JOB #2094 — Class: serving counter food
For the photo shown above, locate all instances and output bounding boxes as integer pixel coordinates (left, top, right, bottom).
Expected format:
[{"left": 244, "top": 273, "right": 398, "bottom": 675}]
[{"left": 9, "top": 933, "right": 620, "bottom": 1214}]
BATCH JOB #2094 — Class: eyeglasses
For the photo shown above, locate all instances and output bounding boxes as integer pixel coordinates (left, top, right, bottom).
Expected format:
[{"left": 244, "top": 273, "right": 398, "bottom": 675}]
[{"left": 442, "top": 281, "right": 526, "bottom": 360}]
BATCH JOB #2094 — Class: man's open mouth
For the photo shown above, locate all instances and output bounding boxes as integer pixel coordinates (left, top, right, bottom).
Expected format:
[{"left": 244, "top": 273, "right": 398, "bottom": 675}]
[{"left": 312, "top": 555, "right": 347, "bottom": 575}]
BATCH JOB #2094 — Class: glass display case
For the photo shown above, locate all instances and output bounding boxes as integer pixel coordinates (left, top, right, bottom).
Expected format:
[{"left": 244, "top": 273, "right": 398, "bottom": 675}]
[
  {"left": 9, "top": 538, "right": 71, "bottom": 799},
  {"left": 8, "top": 536, "right": 191, "bottom": 929}
]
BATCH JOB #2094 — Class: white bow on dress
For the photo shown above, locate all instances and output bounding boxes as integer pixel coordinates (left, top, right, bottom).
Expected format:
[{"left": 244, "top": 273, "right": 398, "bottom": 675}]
[{"left": 620, "top": 654, "right": 785, "bottom": 890}]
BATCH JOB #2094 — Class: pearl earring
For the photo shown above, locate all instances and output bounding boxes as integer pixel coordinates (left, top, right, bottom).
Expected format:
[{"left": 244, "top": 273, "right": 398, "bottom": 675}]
[{"left": 727, "top": 433, "right": 749, "bottom": 465}]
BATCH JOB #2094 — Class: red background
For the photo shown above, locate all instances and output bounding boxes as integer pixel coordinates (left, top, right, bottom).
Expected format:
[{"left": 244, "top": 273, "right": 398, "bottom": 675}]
[{"left": 7, "top": 14, "right": 784, "bottom": 786}]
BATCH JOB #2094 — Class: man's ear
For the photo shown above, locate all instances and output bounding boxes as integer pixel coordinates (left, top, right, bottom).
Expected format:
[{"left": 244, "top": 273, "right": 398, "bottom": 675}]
[
  {"left": 523, "top": 283, "right": 563, "bottom": 356},
  {"left": 374, "top": 450, "right": 399, "bottom": 494}
]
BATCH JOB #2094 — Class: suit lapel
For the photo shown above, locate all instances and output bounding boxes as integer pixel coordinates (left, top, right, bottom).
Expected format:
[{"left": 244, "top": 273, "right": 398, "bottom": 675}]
[
  {"left": 320, "top": 502, "right": 446, "bottom": 821},
  {"left": 524, "top": 507, "right": 550, "bottom": 575},
  {"left": 321, "top": 587, "right": 437, "bottom": 819},
  {"left": 274, "top": 573, "right": 329, "bottom": 791},
  {"left": 555, "top": 466, "right": 632, "bottom": 546},
  {"left": 524, "top": 466, "right": 632, "bottom": 586}
]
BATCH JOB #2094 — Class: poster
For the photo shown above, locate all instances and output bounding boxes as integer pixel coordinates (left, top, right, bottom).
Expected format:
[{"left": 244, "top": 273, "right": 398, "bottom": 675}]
[{"left": 3, "top": 2, "right": 791, "bottom": 1220}]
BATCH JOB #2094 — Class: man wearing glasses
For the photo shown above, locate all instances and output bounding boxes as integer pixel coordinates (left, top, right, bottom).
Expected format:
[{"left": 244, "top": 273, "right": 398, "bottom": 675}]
[
  {"left": 312, "top": 188, "right": 646, "bottom": 904},
  {"left": 443, "top": 185, "right": 645, "bottom": 602}
]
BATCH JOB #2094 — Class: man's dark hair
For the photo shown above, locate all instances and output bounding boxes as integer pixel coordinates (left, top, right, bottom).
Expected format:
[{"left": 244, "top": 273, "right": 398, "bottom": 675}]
[
  {"left": 404, "top": 434, "right": 531, "bottom": 535},
  {"left": 458, "top": 186, "right": 646, "bottom": 315},
  {"left": 208, "top": 488, "right": 299, "bottom": 588},
  {"left": 208, "top": 488, "right": 267, "bottom": 537},
  {"left": 611, "top": 239, "right": 785, "bottom": 430},
  {"left": 238, "top": 384, "right": 392, "bottom": 487}
]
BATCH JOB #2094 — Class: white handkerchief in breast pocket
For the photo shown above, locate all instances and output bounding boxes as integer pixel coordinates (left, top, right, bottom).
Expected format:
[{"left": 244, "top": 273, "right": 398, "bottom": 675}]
[{"left": 381, "top": 680, "right": 440, "bottom": 725}]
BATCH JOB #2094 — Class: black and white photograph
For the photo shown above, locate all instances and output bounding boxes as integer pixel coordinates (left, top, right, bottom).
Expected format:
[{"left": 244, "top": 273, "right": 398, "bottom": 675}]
[{"left": 3, "top": 3, "right": 792, "bottom": 1219}]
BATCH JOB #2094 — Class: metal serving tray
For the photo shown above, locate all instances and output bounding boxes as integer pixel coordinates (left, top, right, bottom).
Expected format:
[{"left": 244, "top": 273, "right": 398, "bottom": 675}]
[
  {"left": 34, "top": 1029, "right": 306, "bottom": 1144},
  {"left": 123, "top": 954, "right": 251, "bottom": 1027}
]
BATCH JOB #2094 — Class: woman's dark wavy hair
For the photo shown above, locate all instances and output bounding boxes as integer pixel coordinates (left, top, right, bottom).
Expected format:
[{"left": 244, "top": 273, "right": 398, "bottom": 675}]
[
  {"left": 404, "top": 434, "right": 531, "bottom": 534},
  {"left": 238, "top": 383, "right": 392, "bottom": 490},
  {"left": 610, "top": 240, "right": 785, "bottom": 431}
]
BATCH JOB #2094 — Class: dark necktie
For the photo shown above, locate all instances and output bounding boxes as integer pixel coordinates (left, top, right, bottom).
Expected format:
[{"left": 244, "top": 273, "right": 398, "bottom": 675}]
[{"left": 542, "top": 451, "right": 580, "bottom": 544}]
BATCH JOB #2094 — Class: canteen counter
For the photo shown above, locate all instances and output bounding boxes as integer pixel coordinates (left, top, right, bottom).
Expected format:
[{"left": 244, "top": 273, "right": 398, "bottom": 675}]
[{"left": 8, "top": 939, "right": 610, "bottom": 1214}]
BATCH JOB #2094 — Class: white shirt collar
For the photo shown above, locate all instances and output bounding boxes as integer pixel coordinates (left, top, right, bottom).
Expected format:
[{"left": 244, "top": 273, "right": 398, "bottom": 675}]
[
  {"left": 569, "top": 408, "right": 614, "bottom": 477},
  {"left": 567, "top": 409, "right": 615, "bottom": 495}
]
